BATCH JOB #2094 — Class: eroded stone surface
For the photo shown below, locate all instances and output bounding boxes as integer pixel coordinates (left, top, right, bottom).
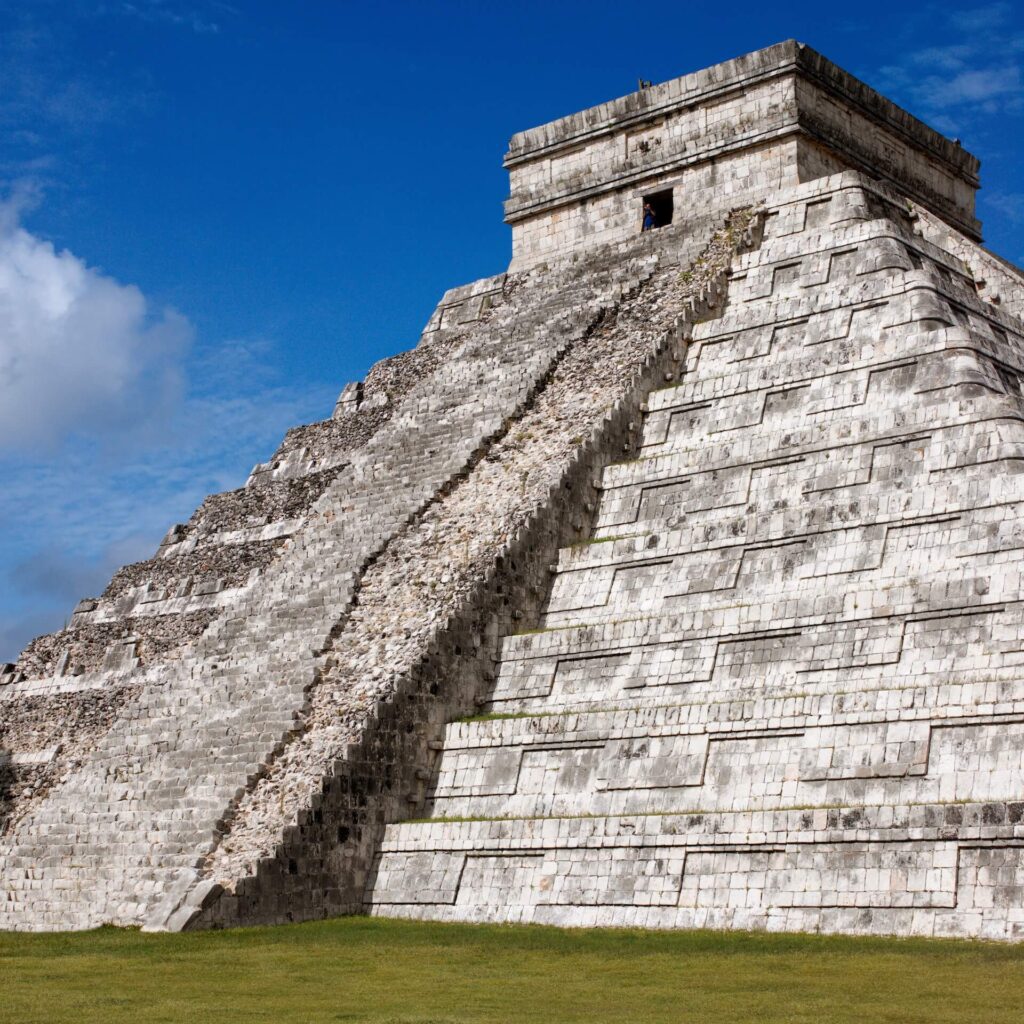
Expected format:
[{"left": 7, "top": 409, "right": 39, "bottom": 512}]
[
  {"left": 3, "top": 42, "right": 1023, "bottom": 940},
  {"left": 368, "top": 171, "right": 1024, "bottom": 942}
]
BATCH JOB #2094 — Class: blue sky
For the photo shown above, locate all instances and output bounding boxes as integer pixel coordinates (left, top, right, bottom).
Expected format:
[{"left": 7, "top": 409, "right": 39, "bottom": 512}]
[{"left": 2, "top": 0, "right": 1023, "bottom": 662}]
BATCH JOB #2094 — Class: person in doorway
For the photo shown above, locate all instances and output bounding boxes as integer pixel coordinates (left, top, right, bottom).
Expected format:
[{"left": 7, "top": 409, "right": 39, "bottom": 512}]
[{"left": 642, "top": 201, "right": 656, "bottom": 231}]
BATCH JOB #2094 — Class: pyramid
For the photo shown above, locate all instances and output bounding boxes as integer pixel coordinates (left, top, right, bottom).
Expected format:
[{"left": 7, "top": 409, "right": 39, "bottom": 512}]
[{"left": 3, "top": 42, "right": 1024, "bottom": 940}]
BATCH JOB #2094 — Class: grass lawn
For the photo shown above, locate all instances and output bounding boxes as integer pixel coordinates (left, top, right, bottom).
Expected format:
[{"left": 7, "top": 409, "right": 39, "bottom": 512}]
[{"left": 2, "top": 916, "right": 1023, "bottom": 1024}]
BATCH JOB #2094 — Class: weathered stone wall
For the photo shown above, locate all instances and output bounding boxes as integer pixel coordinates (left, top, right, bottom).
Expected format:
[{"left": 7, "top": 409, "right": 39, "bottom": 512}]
[
  {"left": 911, "top": 203, "right": 1024, "bottom": 320},
  {"left": 0, "top": 271, "right": 517, "bottom": 844},
  {"left": 507, "top": 138, "right": 794, "bottom": 272},
  {"left": 369, "top": 171, "right": 1024, "bottom": 942},
  {"left": 6, "top": 275, "right": 510, "bottom": 688},
  {"left": 504, "top": 41, "right": 979, "bottom": 268},
  {"left": 1, "top": 195, "right": 741, "bottom": 930},
  {"left": 0, "top": 683, "right": 140, "bottom": 830},
  {"left": 179, "top": 211, "right": 761, "bottom": 929}
]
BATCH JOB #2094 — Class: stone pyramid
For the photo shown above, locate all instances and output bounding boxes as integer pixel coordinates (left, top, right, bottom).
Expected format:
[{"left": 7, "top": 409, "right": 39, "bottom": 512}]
[{"left": 3, "top": 42, "right": 1024, "bottom": 940}]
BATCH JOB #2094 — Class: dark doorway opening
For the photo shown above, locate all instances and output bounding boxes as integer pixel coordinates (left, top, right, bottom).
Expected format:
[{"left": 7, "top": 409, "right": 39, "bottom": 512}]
[{"left": 641, "top": 188, "right": 674, "bottom": 231}]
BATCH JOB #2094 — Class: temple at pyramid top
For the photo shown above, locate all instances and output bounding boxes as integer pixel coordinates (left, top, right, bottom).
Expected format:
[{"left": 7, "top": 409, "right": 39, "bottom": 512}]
[{"left": 503, "top": 40, "right": 981, "bottom": 267}]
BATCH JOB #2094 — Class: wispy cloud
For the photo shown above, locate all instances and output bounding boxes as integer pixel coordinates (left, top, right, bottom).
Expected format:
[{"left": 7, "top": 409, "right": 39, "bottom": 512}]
[
  {"left": 110, "top": 1, "right": 237, "bottom": 35},
  {"left": 987, "top": 191, "right": 1024, "bottom": 224},
  {"left": 0, "top": 11, "right": 150, "bottom": 195},
  {"left": 949, "top": 2, "right": 1014, "bottom": 32},
  {"left": 873, "top": 4, "right": 1024, "bottom": 135},
  {"left": 0, "top": 0, "right": 233, "bottom": 188}
]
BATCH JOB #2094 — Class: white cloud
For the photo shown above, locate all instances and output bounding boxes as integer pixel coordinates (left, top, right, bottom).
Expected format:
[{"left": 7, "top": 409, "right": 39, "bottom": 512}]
[
  {"left": 0, "top": 262, "right": 337, "bottom": 661},
  {"left": 0, "top": 198, "right": 192, "bottom": 452},
  {"left": 870, "top": 5, "right": 1024, "bottom": 136},
  {"left": 105, "top": 1, "right": 235, "bottom": 35},
  {"left": 916, "top": 66, "right": 1023, "bottom": 108},
  {"left": 9, "top": 533, "right": 154, "bottom": 604},
  {"left": 950, "top": 2, "right": 1013, "bottom": 32},
  {"left": 905, "top": 45, "right": 974, "bottom": 73},
  {"left": 987, "top": 191, "right": 1024, "bottom": 223}
]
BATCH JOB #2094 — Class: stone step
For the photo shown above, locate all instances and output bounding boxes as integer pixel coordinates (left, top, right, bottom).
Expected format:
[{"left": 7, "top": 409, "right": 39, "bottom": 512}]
[
  {"left": 425, "top": 709, "right": 1024, "bottom": 819},
  {"left": 370, "top": 801, "right": 1024, "bottom": 939}
]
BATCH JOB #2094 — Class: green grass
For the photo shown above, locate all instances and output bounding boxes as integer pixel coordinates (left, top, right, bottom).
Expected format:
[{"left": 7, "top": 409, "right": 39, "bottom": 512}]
[{"left": 2, "top": 916, "right": 1023, "bottom": 1024}]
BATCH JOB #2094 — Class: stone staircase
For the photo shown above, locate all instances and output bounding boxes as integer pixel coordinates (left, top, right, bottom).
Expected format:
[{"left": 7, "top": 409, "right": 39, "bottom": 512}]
[
  {"left": 0, "top": 210, "right": 692, "bottom": 931},
  {"left": 367, "top": 173, "right": 1024, "bottom": 941}
]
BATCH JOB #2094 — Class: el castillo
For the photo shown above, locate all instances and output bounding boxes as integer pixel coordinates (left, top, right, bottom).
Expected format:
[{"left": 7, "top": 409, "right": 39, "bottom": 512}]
[{"left": 5, "top": 36, "right": 1024, "bottom": 964}]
